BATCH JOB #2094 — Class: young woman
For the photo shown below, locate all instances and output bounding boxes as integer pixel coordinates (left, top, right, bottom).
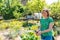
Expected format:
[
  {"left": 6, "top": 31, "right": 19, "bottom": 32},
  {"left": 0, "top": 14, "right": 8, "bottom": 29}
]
[{"left": 36, "top": 9, "right": 54, "bottom": 40}]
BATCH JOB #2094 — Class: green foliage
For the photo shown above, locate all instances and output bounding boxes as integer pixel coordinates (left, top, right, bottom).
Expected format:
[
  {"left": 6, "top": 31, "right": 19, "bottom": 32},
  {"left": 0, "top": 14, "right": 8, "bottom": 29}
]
[
  {"left": 22, "top": 21, "right": 33, "bottom": 27},
  {"left": 1, "top": 7, "right": 15, "bottom": 20},
  {"left": 21, "top": 32, "right": 40, "bottom": 40},
  {"left": 0, "top": 0, "right": 45, "bottom": 19},
  {"left": 24, "top": 0, "right": 45, "bottom": 15},
  {"left": 0, "top": 0, "right": 2, "bottom": 3},
  {"left": 0, "top": 0, "right": 24, "bottom": 20},
  {"left": 48, "top": 1, "right": 60, "bottom": 21}
]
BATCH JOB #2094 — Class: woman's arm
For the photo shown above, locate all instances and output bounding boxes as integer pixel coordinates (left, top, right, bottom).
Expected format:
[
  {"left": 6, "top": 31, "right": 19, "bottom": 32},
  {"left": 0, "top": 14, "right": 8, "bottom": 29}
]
[
  {"left": 41, "top": 22, "right": 54, "bottom": 33},
  {"left": 37, "top": 22, "right": 54, "bottom": 35}
]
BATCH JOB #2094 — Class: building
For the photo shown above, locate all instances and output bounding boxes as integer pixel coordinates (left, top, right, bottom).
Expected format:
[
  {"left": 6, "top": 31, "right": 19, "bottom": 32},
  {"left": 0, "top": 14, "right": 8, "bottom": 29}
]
[{"left": 0, "top": 15, "right": 3, "bottom": 20}]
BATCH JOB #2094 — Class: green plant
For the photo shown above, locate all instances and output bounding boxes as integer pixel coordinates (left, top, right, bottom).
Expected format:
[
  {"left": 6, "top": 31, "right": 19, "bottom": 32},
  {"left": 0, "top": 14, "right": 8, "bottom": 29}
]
[{"left": 20, "top": 32, "right": 41, "bottom": 40}]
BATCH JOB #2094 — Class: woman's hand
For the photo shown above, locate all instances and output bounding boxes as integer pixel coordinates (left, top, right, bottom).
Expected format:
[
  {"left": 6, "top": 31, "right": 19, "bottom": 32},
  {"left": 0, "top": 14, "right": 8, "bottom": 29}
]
[{"left": 35, "top": 30, "right": 41, "bottom": 36}]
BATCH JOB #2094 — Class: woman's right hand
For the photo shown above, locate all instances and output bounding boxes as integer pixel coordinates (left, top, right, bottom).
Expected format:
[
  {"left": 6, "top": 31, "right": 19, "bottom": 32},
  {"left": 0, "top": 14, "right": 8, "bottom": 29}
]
[{"left": 35, "top": 30, "right": 40, "bottom": 36}]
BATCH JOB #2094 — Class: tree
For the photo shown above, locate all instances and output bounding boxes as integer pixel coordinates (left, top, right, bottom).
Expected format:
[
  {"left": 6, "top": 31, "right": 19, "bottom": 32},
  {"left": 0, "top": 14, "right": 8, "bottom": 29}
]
[
  {"left": 48, "top": 1, "right": 60, "bottom": 21},
  {"left": 24, "top": 0, "right": 45, "bottom": 14},
  {"left": 0, "top": 0, "right": 24, "bottom": 20}
]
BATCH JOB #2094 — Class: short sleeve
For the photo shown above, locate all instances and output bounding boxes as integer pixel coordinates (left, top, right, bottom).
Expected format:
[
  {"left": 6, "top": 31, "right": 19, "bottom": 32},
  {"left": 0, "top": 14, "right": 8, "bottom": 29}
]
[{"left": 49, "top": 17, "right": 54, "bottom": 23}]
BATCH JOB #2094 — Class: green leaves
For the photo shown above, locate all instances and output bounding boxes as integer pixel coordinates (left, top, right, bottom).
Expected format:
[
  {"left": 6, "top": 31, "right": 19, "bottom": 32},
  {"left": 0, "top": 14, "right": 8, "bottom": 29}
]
[
  {"left": 0, "top": 0, "right": 2, "bottom": 3},
  {"left": 21, "top": 32, "right": 40, "bottom": 40},
  {"left": 0, "top": 0, "right": 45, "bottom": 19},
  {"left": 48, "top": 1, "right": 60, "bottom": 21},
  {"left": 0, "top": 0, "right": 24, "bottom": 20},
  {"left": 26, "top": 0, "right": 45, "bottom": 13}
]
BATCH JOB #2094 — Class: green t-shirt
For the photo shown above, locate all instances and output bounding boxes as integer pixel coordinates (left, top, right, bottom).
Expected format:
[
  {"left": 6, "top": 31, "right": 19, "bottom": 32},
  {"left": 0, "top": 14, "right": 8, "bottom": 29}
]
[{"left": 40, "top": 17, "right": 54, "bottom": 36}]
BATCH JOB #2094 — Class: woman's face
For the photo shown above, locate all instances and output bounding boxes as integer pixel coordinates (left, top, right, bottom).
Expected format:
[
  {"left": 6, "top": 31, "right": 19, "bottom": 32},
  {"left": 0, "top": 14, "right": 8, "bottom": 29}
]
[{"left": 42, "top": 11, "right": 47, "bottom": 17}]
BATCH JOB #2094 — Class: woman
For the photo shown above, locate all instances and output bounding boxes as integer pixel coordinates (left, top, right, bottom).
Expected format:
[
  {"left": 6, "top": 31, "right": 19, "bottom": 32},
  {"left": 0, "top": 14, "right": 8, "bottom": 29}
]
[{"left": 36, "top": 9, "right": 54, "bottom": 40}]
